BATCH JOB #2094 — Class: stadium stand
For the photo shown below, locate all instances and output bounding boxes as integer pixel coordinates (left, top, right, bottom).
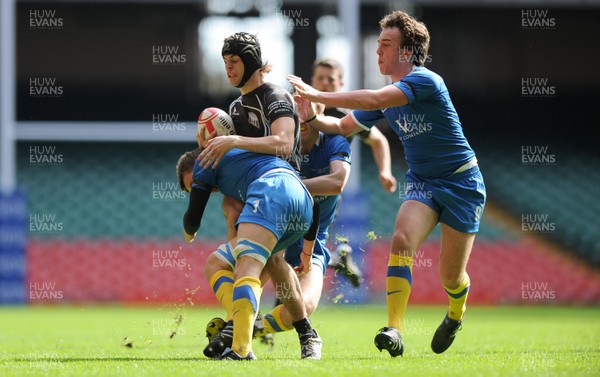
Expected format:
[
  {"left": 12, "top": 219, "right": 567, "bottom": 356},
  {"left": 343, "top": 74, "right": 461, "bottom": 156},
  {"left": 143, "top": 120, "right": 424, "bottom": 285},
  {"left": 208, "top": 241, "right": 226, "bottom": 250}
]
[
  {"left": 18, "top": 141, "right": 226, "bottom": 239},
  {"left": 476, "top": 145, "right": 600, "bottom": 266},
  {"left": 18, "top": 141, "right": 600, "bottom": 304}
]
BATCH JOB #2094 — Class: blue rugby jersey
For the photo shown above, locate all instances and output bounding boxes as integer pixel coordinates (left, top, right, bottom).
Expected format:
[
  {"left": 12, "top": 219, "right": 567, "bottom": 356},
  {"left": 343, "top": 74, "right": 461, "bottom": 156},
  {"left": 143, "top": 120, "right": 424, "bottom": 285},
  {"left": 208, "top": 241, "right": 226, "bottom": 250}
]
[
  {"left": 351, "top": 66, "right": 475, "bottom": 179},
  {"left": 301, "top": 133, "right": 351, "bottom": 236}
]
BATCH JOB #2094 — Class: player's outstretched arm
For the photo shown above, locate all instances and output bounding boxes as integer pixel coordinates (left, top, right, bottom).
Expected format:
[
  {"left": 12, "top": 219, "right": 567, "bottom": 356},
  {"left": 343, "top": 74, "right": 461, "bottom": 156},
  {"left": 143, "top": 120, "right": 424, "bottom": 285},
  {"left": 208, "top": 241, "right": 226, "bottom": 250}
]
[
  {"left": 362, "top": 126, "right": 397, "bottom": 192},
  {"left": 287, "top": 74, "right": 409, "bottom": 110},
  {"left": 296, "top": 96, "right": 359, "bottom": 138}
]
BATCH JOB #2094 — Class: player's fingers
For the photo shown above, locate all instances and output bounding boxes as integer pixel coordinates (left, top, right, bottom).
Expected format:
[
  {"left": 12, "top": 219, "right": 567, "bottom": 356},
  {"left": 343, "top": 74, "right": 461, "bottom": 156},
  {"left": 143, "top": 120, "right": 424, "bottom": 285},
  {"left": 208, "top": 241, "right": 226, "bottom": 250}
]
[
  {"left": 386, "top": 176, "right": 398, "bottom": 192},
  {"left": 294, "top": 87, "right": 307, "bottom": 98},
  {"left": 293, "top": 95, "right": 304, "bottom": 105},
  {"left": 197, "top": 148, "right": 207, "bottom": 164},
  {"left": 198, "top": 148, "right": 214, "bottom": 167},
  {"left": 294, "top": 264, "right": 305, "bottom": 275},
  {"left": 287, "top": 76, "right": 306, "bottom": 91},
  {"left": 286, "top": 74, "right": 302, "bottom": 83}
]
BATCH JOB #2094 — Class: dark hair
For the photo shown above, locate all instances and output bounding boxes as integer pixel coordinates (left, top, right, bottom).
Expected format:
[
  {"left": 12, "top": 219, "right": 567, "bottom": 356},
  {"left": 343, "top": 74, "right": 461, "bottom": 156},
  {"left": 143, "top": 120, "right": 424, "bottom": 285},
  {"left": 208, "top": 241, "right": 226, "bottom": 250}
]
[
  {"left": 176, "top": 148, "right": 201, "bottom": 191},
  {"left": 379, "top": 11, "right": 430, "bottom": 66},
  {"left": 312, "top": 58, "right": 344, "bottom": 79}
]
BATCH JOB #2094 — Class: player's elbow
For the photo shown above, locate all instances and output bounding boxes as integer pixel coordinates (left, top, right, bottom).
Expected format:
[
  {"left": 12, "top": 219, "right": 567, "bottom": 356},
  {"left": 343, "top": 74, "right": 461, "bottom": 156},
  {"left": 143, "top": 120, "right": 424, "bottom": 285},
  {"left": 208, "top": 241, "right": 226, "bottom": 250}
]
[
  {"left": 283, "top": 137, "right": 294, "bottom": 151},
  {"left": 340, "top": 116, "right": 358, "bottom": 137},
  {"left": 331, "top": 181, "right": 344, "bottom": 195},
  {"left": 331, "top": 176, "right": 349, "bottom": 195},
  {"left": 277, "top": 136, "right": 295, "bottom": 156},
  {"left": 340, "top": 125, "right": 355, "bottom": 138}
]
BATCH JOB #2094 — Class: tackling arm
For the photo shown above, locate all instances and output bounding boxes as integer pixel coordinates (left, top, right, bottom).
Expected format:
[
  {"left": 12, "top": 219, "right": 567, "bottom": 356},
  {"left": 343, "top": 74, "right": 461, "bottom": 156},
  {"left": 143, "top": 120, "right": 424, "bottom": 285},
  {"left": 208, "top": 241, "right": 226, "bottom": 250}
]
[
  {"left": 198, "top": 116, "right": 295, "bottom": 168},
  {"left": 231, "top": 116, "right": 295, "bottom": 156}
]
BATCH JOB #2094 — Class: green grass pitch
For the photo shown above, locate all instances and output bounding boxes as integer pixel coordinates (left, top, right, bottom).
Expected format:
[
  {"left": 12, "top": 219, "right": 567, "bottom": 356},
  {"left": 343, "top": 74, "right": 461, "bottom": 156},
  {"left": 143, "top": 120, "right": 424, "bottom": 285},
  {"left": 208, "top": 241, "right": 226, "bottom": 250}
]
[{"left": 0, "top": 305, "right": 598, "bottom": 376}]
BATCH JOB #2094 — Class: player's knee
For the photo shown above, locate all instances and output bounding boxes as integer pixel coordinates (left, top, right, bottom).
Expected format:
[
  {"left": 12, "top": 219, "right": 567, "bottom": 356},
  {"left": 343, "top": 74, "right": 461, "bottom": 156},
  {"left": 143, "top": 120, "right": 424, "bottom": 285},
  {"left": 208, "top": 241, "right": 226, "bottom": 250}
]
[
  {"left": 233, "top": 256, "right": 265, "bottom": 280},
  {"left": 204, "top": 253, "right": 222, "bottom": 280},
  {"left": 304, "top": 297, "right": 319, "bottom": 316},
  {"left": 391, "top": 231, "right": 417, "bottom": 256},
  {"left": 300, "top": 271, "right": 322, "bottom": 316}
]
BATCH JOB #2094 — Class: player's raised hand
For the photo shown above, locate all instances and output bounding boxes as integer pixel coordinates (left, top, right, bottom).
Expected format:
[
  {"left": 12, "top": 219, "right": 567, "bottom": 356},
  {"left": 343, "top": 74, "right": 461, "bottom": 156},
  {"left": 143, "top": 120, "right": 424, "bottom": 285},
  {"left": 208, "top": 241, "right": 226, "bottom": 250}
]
[{"left": 287, "top": 74, "right": 321, "bottom": 102}]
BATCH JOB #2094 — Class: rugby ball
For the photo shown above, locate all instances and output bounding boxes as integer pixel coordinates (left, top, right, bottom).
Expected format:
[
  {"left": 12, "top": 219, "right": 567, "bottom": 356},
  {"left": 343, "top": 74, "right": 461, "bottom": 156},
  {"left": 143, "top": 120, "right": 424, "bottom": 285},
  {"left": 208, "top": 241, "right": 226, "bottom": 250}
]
[{"left": 197, "top": 107, "right": 235, "bottom": 138}]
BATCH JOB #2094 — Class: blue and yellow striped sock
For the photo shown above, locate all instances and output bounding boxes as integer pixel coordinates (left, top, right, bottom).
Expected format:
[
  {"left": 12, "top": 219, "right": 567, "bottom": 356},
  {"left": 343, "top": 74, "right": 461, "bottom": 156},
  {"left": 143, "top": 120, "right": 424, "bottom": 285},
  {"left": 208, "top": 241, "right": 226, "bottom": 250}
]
[
  {"left": 209, "top": 270, "right": 234, "bottom": 321},
  {"left": 232, "top": 276, "right": 261, "bottom": 357},
  {"left": 445, "top": 273, "right": 470, "bottom": 321},
  {"left": 261, "top": 304, "right": 294, "bottom": 334},
  {"left": 386, "top": 254, "right": 413, "bottom": 332}
]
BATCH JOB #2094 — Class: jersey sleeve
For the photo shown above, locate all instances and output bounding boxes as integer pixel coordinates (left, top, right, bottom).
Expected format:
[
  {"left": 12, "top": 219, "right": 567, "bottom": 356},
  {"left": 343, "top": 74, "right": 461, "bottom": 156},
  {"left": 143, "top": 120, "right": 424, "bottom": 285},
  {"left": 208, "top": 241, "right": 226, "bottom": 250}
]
[
  {"left": 266, "top": 90, "right": 295, "bottom": 123},
  {"left": 326, "top": 135, "right": 352, "bottom": 165},
  {"left": 183, "top": 186, "right": 211, "bottom": 235},
  {"left": 350, "top": 109, "right": 385, "bottom": 131},
  {"left": 395, "top": 71, "right": 439, "bottom": 104}
]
